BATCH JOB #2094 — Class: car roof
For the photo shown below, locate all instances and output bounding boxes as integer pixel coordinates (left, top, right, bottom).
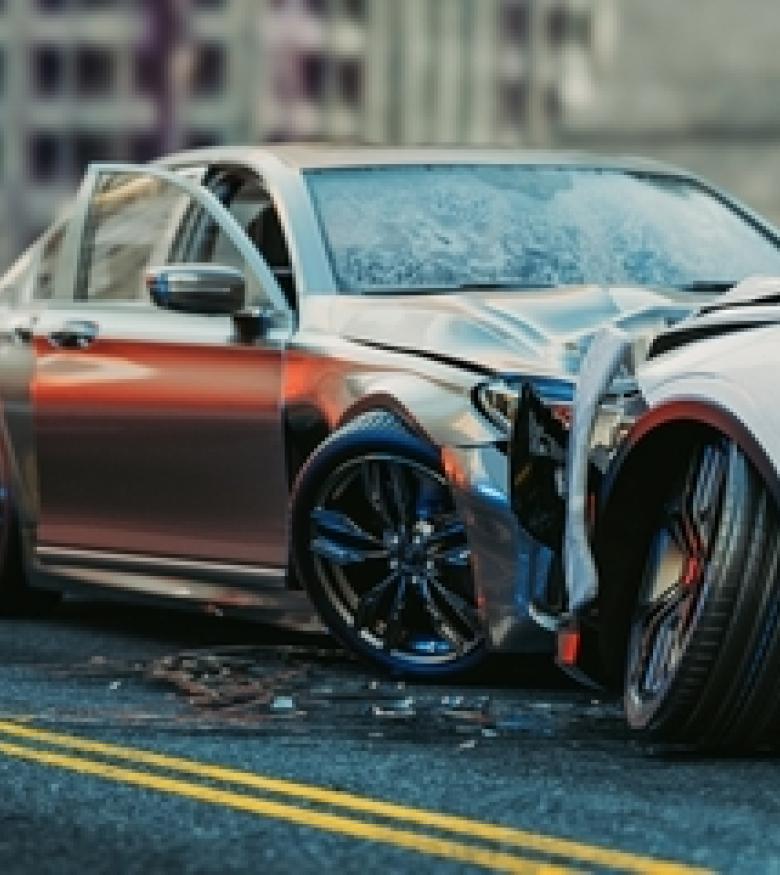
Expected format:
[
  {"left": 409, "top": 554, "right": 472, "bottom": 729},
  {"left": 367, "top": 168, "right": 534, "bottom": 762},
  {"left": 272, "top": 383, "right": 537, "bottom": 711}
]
[{"left": 160, "top": 144, "right": 690, "bottom": 177}]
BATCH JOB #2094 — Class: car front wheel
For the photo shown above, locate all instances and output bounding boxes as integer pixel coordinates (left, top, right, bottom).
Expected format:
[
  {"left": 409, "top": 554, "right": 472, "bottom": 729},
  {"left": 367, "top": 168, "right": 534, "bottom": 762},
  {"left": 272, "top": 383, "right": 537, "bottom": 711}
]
[
  {"left": 624, "top": 437, "right": 780, "bottom": 748},
  {"left": 290, "top": 412, "right": 486, "bottom": 678}
]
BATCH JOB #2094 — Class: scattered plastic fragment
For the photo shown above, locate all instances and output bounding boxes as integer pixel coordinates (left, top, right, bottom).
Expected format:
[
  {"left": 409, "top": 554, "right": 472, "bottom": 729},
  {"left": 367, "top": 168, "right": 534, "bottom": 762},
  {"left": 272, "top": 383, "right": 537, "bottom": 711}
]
[{"left": 371, "top": 697, "right": 416, "bottom": 719}]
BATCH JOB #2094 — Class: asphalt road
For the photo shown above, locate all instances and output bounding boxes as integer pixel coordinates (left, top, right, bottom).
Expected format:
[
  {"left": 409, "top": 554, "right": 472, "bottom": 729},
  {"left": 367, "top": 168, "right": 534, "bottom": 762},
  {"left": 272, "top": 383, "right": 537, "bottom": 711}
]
[{"left": 0, "top": 598, "right": 777, "bottom": 874}]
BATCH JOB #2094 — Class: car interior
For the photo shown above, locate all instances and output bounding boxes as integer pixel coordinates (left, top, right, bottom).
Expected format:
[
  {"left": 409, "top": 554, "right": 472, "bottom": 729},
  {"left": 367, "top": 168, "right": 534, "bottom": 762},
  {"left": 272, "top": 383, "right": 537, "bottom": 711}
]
[{"left": 207, "top": 168, "right": 298, "bottom": 312}]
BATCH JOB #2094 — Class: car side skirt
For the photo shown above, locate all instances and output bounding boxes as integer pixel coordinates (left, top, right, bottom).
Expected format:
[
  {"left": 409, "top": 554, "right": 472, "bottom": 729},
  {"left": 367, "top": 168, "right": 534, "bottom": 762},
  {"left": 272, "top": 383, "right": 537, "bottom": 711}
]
[{"left": 29, "top": 546, "right": 323, "bottom": 632}]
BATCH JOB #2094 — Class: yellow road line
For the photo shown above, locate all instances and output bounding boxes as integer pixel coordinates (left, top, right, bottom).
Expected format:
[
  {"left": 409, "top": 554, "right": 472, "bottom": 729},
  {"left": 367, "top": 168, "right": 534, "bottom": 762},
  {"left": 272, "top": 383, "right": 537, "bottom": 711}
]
[
  {"left": 0, "top": 720, "right": 707, "bottom": 875},
  {"left": 0, "top": 738, "right": 571, "bottom": 875}
]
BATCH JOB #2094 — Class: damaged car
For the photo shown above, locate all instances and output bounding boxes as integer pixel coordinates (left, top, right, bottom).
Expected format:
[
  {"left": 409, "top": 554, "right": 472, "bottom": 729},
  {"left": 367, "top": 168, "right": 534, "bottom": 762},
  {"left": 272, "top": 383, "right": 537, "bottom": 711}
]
[
  {"left": 544, "top": 276, "right": 780, "bottom": 747},
  {"left": 1, "top": 146, "right": 780, "bottom": 680}
]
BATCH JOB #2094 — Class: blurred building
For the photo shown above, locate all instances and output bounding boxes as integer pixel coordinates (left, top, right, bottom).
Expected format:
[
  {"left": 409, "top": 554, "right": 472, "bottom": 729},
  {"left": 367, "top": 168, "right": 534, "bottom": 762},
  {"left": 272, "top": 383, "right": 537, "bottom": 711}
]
[
  {"left": 0, "top": 0, "right": 613, "bottom": 270},
  {"left": 260, "top": 0, "right": 614, "bottom": 146},
  {"left": 561, "top": 0, "right": 780, "bottom": 226},
  {"left": 0, "top": 0, "right": 262, "bottom": 269}
]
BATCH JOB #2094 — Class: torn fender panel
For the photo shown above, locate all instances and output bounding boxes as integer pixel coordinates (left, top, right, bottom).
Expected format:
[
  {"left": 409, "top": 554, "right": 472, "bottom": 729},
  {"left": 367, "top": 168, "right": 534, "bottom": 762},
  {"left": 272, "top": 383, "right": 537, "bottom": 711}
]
[
  {"left": 564, "top": 326, "right": 635, "bottom": 614},
  {"left": 442, "top": 443, "right": 553, "bottom": 654}
]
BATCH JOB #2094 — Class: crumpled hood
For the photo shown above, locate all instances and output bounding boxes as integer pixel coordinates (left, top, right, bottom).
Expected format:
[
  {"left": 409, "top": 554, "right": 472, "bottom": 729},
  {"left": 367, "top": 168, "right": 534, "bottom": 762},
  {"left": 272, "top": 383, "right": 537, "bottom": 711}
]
[
  {"left": 647, "top": 276, "right": 780, "bottom": 360},
  {"left": 326, "top": 284, "right": 699, "bottom": 376}
]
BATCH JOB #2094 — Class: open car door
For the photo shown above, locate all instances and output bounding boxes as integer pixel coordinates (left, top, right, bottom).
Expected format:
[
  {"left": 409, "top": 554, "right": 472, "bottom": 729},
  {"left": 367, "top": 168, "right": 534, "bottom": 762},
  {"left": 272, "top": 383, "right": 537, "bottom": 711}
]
[{"left": 27, "top": 163, "right": 293, "bottom": 584}]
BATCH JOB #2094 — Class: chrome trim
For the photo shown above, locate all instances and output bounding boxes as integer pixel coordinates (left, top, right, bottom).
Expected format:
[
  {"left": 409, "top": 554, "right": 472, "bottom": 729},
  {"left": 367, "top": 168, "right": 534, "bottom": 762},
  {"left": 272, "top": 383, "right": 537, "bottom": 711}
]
[{"left": 35, "top": 545, "right": 287, "bottom": 585}]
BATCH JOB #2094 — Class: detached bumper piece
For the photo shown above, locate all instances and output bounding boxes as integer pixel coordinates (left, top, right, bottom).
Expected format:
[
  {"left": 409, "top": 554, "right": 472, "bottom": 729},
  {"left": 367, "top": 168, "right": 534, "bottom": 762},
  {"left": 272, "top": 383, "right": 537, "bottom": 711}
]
[
  {"left": 511, "top": 382, "right": 607, "bottom": 686},
  {"left": 510, "top": 383, "right": 569, "bottom": 623}
]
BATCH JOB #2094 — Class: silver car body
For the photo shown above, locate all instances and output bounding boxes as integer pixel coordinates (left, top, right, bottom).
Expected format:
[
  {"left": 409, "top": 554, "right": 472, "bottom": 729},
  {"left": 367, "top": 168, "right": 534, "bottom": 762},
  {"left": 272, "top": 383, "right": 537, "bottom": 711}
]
[{"left": 0, "top": 146, "right": 740, "bottom": 650}]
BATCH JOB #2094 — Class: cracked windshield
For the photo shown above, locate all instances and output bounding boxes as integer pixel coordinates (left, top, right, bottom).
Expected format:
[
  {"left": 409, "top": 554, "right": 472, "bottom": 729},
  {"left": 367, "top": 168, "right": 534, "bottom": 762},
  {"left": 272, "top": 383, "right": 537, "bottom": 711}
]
[{"left": 307, "top": 165, "right": 780, "bottom": 293}]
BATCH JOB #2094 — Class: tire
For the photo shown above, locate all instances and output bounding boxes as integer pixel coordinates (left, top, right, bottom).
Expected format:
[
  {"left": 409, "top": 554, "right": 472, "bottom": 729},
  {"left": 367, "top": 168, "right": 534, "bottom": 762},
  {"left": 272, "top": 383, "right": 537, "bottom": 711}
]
[
  {"left": 0, "top": 525, "right": 37, "bottom": 615},
  {"left": 623, "top": 437, "right": 780, "bottom": 749},
  {"left": 290, "top": 411, "right": 486, "bottom": 678},
  {"left": 0, "top": 494, "right": 33, "bottom": 615}
]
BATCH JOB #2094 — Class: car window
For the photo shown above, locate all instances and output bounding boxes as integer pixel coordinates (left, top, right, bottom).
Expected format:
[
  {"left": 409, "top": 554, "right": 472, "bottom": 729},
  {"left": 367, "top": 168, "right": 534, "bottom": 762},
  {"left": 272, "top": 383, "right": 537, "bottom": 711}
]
[
  {"left": 78, "top": 173, "right": 192, "bottom": 302},
  {"left": 0, "top": 244, "right": 39, "bottom": 308},
  {"left": 77, "top": 171, "right": 253, "bottom": 305},
  {"left": 34, "top": 221, "right": 68, "bottom": 301},
  {"left": 204, "top": 170, "right": 297, "bottom": 310}
]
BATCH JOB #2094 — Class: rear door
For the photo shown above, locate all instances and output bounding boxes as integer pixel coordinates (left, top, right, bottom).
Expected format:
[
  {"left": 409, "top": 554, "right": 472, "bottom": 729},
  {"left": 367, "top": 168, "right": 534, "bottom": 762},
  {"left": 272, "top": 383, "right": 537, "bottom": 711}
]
[{"left": 30, "top": 164, "right": 292, "bottom": 568}]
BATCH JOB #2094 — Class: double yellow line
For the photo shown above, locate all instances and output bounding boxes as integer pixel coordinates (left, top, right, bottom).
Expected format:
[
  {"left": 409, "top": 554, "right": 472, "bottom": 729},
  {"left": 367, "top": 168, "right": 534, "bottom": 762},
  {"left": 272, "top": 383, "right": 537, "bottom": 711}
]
[{"left": 0, "top": 720, "right": 706, "bottom": 874}]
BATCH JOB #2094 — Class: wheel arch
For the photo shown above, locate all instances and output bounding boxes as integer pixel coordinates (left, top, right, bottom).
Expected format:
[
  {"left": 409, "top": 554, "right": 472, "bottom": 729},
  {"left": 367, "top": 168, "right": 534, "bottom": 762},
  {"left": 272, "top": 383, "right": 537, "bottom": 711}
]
[
  {"left": 284, "top": 394, "right": 445, "bottom": 490},
  {"left": 602, "top": 399, "right": 780, "bottom": 513},
  {"left": 336, "top": 394, "right": 430, "bottom": 441}
]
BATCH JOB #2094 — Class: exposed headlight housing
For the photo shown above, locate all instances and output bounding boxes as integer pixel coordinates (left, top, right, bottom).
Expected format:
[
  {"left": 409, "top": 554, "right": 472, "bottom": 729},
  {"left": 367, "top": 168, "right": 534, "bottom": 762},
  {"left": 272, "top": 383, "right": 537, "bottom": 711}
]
[{"left": 474, "top": 376, "right": 575, "bottom": 434}]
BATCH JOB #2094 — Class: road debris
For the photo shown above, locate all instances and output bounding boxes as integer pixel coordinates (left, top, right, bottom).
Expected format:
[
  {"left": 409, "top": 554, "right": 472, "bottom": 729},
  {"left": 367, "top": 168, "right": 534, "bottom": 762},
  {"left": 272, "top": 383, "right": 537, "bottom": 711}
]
[
  {"left": 36, "top": 641, "right": 619, "bottom": 740},
  {"left": 371, "top": 697, "right": 416, "bottom": 720}
]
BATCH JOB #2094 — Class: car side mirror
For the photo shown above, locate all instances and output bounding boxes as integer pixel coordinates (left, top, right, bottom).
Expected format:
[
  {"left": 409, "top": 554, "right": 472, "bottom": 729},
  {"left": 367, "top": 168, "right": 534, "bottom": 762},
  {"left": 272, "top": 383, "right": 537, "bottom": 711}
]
[{"left": 146, "top": 264, "right": 245, "bottom": 316}]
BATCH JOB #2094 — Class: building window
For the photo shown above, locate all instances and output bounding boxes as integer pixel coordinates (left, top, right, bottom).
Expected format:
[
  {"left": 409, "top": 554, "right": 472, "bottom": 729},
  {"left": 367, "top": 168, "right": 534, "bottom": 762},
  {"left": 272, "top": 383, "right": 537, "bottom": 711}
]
[
  {"left": 304, "top": 0, "right": 328, "bottom": 15},
  {"left": 33, "top": 45, "right": 65, "bottom": 97},
  {"left": 37, "top": 0, "right": 68, "bottom": 11},
  {"left": 29, "top": 132, "right": 64, "bottom": 182},
  {"left": 343, "top": 0, "right": 366, "bottom": 21},
  {"left": 133, "top": 47, "right": 159, "bottom": 95},
  {"left": 547, "top": 3, "right": 569, "bottom": 47},
  {"left": 339, "top": 58, "right": 363, "bottom": 106},
  {"left": 75, "top": 46, "right": 115, "bottom": 96},
  {"left": 192, "top": 43, "right": 226, "bottom": 96},
  {"left": 570, "top": 11, "right": 592, "bottom": 46},
  {"left": 301, "top": 53, "right": 329, "bottom": 101},
  {"left": 128, "top": 131, "right": 163, "bottom": 163},
  {"left": 184, "top": 129, "right": 222, "bottom": 149},
  {"left": 545, "top": 84, "right": 562, "bottom": 123},
  {"left": 192, "top": 0, "right": 227, "bottom": 8},
  {"left": 502, "top": 0, "right": 529, "bottom": 43},
  {"left": 73, "top": 131, "right": 113, "bottom": 177},
  {"left": 500, "top": 80, "right": 528, "bottom": 125}
]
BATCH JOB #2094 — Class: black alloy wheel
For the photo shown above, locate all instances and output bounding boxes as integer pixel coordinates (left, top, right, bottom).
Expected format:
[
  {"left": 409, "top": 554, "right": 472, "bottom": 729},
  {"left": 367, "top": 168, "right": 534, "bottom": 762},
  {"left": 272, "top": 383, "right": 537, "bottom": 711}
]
[
  {"left": 625, "top": 442, "right": 726, "bottom": 731},
  {"left": 290, "top": 413, "right": 485, "bottom": 677}
]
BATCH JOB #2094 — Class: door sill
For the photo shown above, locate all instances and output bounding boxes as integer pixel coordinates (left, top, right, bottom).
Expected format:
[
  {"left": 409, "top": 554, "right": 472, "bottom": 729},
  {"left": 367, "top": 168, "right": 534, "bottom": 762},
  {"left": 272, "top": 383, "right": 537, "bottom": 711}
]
[{"left": 31, "top": 544, "right": 301, "bottom": 614}]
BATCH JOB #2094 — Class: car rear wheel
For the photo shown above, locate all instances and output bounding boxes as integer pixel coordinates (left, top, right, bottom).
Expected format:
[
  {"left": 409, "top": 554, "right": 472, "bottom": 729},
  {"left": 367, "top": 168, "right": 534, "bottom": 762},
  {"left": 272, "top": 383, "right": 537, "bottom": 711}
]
[
  {"left": 624, "top": 437, "right": 780, "bottom": 748},
  {"left": 0, "top": 476, "right": 34, "bottom": 615},
  {"left": 290, "top": 412, "right": 485, "bottom": 678}
]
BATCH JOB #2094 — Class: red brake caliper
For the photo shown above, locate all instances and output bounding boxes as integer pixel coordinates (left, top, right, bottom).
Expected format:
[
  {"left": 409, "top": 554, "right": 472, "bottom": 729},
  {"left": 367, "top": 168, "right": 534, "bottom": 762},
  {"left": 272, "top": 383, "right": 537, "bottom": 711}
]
[{"left": 681, "top": 555, "right": 702, "bottom": 588}]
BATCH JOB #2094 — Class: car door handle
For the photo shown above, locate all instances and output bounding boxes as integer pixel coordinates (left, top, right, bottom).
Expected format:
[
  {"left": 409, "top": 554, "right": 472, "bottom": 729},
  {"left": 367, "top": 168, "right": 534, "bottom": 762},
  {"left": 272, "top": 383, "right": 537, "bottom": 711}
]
[{"left": 47, "top": 320, "right": 99, "bottom": 350}]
